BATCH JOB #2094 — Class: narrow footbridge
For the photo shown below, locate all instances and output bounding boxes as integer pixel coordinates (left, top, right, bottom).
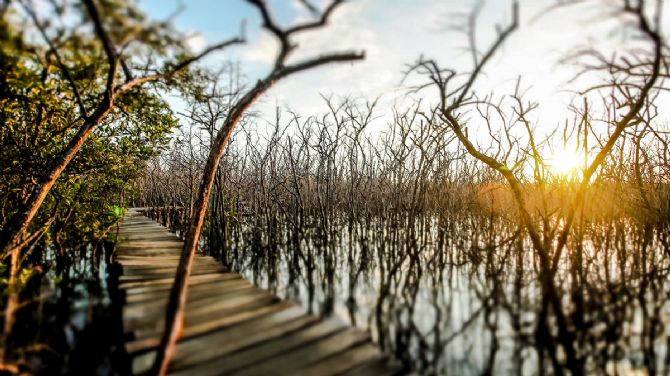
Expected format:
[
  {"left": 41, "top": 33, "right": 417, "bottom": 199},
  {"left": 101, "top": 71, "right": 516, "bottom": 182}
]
[{"left": 115, "top": 208, "right": 403, "bottom": 375}]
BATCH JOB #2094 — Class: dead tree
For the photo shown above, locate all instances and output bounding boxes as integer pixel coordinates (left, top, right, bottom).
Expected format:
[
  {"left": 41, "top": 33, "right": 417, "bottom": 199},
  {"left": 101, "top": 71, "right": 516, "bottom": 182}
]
[
  {"left": 151, "top": 1, "right": 364, "bottom": 373},
  {"left": 406, "top": 0, "right": 667, "bottom": 373}
]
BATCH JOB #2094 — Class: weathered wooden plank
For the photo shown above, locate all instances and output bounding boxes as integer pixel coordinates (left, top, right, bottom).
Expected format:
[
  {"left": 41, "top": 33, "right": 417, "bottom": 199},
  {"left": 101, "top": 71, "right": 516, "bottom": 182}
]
[
  {"left": 117, "top": 257, "right": 220, "bottom": 267},
  {"left": 123, "top": 274, "right": 241, "bottom": 296},
  {"left": 339, "top": 357, "right": 405, "bottom": 376},
  {"left": 117, "top": 255, "right": 192, "bottom": 261},
  {"left": 118, "top": 224, "right": 166, "bottom": 229},
  {"left": 126, "top": 300, "right": 295, "bottom": 355},
  {"left": 295, "top": 343, "right": 386, "bottom": 376},
  {"left": 116, "top": 243, "right": 183, "bottom": 251},
  {"left": 231, "top": 328, "right": 371, "bottom": 376},
  {"left": 120, "top": 259, "right": 221, "bottom": 269},
  {"left": 132, "top": 306, "right": 315, "bottom": 374},
  {"left": 168, "top": 318, "right": 348, "bottom": 376},
  {"left": 120, "top": 232, "right": 181, "bottom": 240},
  {"left": 119, "top": 265, "right": 225, "bottom": 282},
  {"left": 123, "top": 283, "right": 263, "bottom": 324},
  {"left": 170, "top": 306, "right": 312, "bottom": 367},
  {"left": 124, "top": 277, "right": 247, "bottom": 304},
  {"left": 126, "top": 292, "right": 281, "bottom": 339},
  {"left": 119, "top": 272, "right": 229, "bottom": 289},
  {"left": 116, "top": 246, "right": 183, "bottom": 254}
]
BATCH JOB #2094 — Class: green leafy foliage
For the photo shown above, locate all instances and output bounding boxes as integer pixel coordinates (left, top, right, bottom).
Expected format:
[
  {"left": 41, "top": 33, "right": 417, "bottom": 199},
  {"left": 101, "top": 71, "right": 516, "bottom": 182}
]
[{"left": 0, "top": 1, "right": 184, "bottom": 252}]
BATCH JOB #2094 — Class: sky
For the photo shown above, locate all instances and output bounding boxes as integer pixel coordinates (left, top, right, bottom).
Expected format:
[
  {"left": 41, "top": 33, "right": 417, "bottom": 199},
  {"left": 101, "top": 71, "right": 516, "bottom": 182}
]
[{"left": 138, "top": 0, "right": 668, "bottom": 142}]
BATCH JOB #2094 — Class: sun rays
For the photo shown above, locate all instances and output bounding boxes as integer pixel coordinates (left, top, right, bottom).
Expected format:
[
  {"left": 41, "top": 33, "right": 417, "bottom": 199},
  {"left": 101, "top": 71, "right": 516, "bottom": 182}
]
[{"left": 547, "top": 147, "right": 584, "bottom": 179}]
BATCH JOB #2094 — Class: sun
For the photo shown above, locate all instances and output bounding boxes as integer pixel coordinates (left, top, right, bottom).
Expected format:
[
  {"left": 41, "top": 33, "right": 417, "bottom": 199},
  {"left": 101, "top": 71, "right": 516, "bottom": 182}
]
[{"left": 547, "top": 148, "right": 583, "bottom": 178}]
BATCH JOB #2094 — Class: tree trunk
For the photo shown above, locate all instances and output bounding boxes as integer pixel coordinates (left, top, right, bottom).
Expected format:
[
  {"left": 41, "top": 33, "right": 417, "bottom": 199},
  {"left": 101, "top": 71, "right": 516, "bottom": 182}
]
[
  {"left": 150, "top": 83, "right": 266, "bottom": 375},
  {"left": 0, "top": 104, "right": 109, "bottom": 257}
]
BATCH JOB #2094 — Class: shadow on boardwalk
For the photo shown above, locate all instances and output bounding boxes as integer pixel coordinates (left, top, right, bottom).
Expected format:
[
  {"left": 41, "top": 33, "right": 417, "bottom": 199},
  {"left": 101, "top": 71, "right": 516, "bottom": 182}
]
[{"left": 115, "top": 208, "right": 404, "bottom": 375}]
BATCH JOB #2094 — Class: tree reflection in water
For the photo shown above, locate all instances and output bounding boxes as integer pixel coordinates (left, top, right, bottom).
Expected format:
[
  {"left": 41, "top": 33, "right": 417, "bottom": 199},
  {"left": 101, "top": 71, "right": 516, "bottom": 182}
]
[
  {"left": 140, "top": 97, "right": 670, "bottom": 375},
  {"left": 220, "top": 212, "right": 670, "bottom": 375}
]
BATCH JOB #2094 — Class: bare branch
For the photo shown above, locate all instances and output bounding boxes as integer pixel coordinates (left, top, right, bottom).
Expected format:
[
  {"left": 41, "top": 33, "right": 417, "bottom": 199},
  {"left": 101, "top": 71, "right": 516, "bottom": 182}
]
[
  {"left": 245, "top": 0, "right": 347, "bottom": 68},
  {"left": 115, "top": 37, "right": 245, "bottom": 95},
  {"left": 82, "top": 0, "right": 118, "bottom": 97},
  {"left": 274, "top": 51, "right": 365, "bottom": 80},
  {"left": 449, "top": 1, "right": 519, "bottom": 109}
]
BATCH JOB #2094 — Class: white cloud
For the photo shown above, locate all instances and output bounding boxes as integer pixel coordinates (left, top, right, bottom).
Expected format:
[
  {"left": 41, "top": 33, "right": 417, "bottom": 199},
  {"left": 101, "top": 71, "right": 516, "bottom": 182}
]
[
  {"left": 168, "top": 0, "right": 670, "bottom": 135},
  {"left": 239, "top": 31, "right": 279, "bottom": 65},
  {"left": 183, "top": 31, "right": 207, "bottom": 54}
]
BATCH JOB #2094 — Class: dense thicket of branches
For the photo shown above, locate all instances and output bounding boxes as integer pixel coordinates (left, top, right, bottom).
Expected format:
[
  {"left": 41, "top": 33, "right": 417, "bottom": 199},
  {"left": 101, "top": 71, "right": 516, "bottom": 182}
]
[
  {"left": 139, "top": 93, "right": 670, "bottom": 374},
  {"left": 137, "top": 0, "right": 670, "bottom": 373},
  {"left": 1, "top": 0, "right": 670, "bottom": 374},
  {"left": 139, "top": 92, "right": 670, "bottom": 240}
]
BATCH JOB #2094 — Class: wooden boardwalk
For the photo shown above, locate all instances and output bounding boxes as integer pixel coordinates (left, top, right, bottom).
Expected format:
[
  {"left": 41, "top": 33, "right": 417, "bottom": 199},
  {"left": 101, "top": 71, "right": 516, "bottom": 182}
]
[{"left": 115, "top": 208, "right": 403, "bottom": 375}]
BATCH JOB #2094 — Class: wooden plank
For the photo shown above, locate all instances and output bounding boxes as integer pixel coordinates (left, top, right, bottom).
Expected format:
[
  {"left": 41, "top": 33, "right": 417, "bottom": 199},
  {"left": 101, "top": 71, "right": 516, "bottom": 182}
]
[
  {"left": 126, "top": 300, "right": 295, "bottom": 355},
  {"left": 124, "top": 277, "right": 247, "bottom": 304},
  {"left": 123, "top": 274, "right": 241, "bottom": 296},
  {"left": 119, "top": 272, "right": 229, "bottom": 289},
  {"left": 295, "top": 343, "right": 386, "bottom": 376},
  {"left": 168, "top": 318, "right": 348, "bottom": 376},
  {"left": 123, "top": 283, "right": 262, "bottom": 324},
  {"left": 339, "top": 357, "right": 405, "bottom": 376},
  {"left": 231, "top": 328, "right": 371, "bottom": 376},
  {"left": 116, "top": 244, "right": 183, "bottom": 251},
  {"left": 119, "top": 265, "right": 226, "bottom": 282},
  {"left": 125, "top": 292, "right": 280, "bottom": 338},
  {"left": 120, "top": 233, "right": 180, "bottom": 240},
  {"left": 132, "top": 306, "right": 314, "bottom": 374},
  {"left": 121, "top": 260, "right": 222, "bottom": 271},
  {"left": 117, "top": 257, "right": 220, "bottom": 267},
  {"left": 118, "top": 242, "right": 183, "bottom": 249},
  {"left": 170, "top": 306, "right": 312, "bottom": 367}
]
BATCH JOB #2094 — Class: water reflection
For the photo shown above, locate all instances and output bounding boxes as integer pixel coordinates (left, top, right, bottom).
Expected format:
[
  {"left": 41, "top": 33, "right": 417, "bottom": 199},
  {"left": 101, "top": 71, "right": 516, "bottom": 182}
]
[
  {"left": 5, "top": 243, "right": 126, "bottom": 375},
  {"left": 217, "top": 211, "right": 670, "bottom": 375}
]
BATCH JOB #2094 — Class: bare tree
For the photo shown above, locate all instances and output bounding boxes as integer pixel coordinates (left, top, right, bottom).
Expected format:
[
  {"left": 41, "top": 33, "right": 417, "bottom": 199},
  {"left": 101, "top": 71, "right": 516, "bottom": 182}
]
[
  {"left": 151, "top": 1, "right": 364, "bottom": 373},
  {"left": 406, "top": 0, "right": 667, "bottom": 373}
]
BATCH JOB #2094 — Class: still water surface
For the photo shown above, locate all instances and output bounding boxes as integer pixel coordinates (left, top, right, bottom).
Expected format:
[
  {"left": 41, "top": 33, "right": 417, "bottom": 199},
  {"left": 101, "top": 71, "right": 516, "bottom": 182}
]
[{"left": 224, "top": 214, "right": 670, "bottom": 375}]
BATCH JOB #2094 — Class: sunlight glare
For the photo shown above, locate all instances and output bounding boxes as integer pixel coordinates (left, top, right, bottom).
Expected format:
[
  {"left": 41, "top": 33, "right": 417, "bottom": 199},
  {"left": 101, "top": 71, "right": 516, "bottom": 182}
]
[{"left": 548, "top": 148, "right": 583, "bottom": 178}]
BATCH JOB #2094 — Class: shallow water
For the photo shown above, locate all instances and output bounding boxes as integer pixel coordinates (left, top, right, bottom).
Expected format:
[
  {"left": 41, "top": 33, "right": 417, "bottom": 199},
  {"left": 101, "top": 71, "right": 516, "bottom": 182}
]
[
  {"left": 221, "top": 214, "right": 670, "bottom": 375},
  {"left": 5, "top": 243, "right": 126, "bottom": 375}
]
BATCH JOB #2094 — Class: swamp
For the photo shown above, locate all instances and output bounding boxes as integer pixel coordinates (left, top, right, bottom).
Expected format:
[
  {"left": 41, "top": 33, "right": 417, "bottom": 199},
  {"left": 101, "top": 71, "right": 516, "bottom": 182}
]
[{"left": 1, "top": 0, "right": 669, "bottom": 375}]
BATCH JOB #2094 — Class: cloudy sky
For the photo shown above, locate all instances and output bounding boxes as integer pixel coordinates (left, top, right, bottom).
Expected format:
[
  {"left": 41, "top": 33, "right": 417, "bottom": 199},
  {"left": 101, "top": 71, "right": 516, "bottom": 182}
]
[{"left": 139, "top": 0, "right": 665, "bottom": 135}]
